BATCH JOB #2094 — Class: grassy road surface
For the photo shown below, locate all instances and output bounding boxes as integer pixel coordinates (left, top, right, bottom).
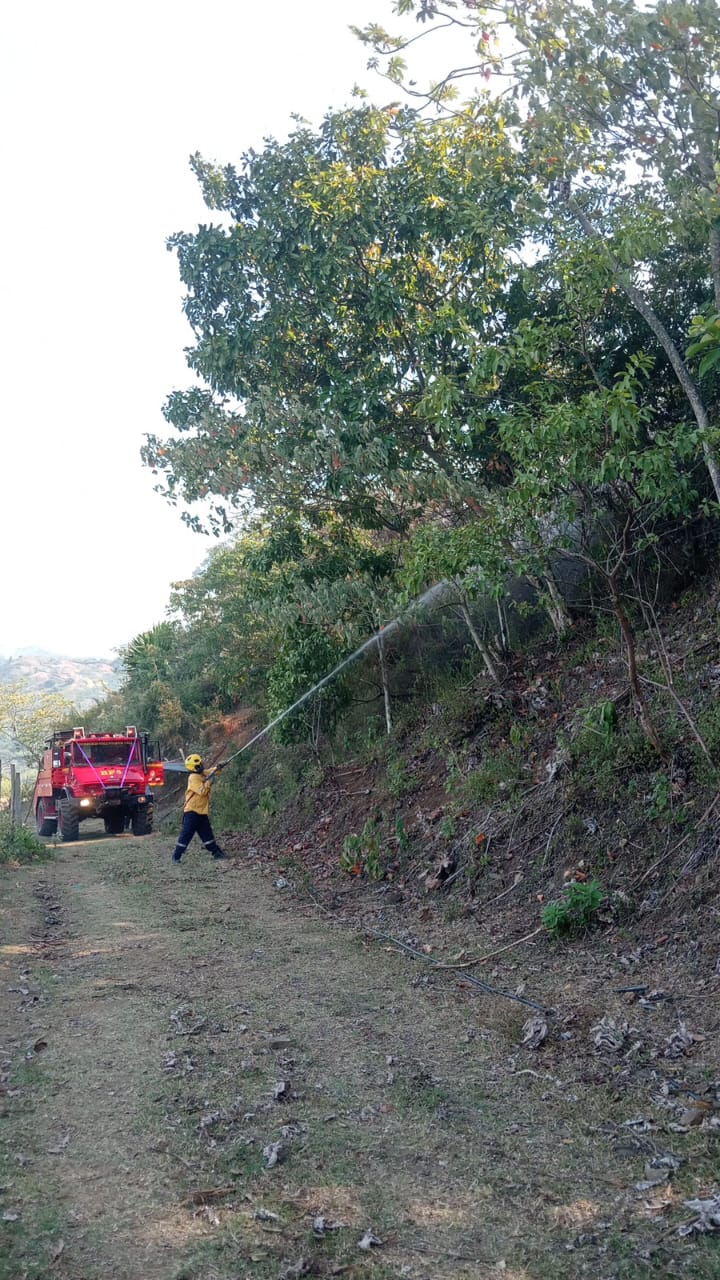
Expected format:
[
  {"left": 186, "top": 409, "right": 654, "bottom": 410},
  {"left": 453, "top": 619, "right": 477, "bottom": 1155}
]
[{"left": 1, "top": 835, "right": 718, "bottom": 1279}]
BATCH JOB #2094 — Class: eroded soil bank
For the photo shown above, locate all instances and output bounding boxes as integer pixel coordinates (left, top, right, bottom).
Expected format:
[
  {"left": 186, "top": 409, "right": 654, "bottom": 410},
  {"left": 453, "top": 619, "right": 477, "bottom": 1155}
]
[{"left": 1, "top": 834, "right": 719, "bottom": 1279}]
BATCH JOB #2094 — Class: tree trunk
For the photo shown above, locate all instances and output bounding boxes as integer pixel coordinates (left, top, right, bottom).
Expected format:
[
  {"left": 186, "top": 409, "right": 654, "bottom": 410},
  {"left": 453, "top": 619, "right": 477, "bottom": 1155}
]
[
  {"left": 542, "top": 573, "right": 572, "bottom": 636},
  {"left": 376, "top": 632, "right": 393, "bottom": 735},
  {"left": 458, "top": 601, "right": 503, "bottom": 682},
  {"left": 606, "top": 573, "right": 662, "bottom": 754},
  {"left": 495, "top": 597, "right": 511, "bottom": 654},
  {"left": 527, "top": 573, "right": 572, "bottom": 636}
]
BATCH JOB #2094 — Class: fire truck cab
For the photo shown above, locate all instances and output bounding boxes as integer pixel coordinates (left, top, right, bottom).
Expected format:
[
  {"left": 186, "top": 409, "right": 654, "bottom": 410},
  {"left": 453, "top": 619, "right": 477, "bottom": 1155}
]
[{"left": 32, "top": 726, "right": 164, "bottom": 842}]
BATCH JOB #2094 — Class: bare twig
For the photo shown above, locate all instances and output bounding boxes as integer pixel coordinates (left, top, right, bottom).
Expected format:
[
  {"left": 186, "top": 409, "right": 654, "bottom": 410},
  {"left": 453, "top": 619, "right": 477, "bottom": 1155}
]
[
  {"left": 632, "top": 796, "right": 719, "bottom": 888},
  {"left": 475, "top": 926, "right": 544, "bottom": 965},
  {"left": 175, "top": 1018, "right": 208, "bottom": 1037},
  {"left": 482, "top": 873, "right": 524, "bottom": 907},
  {"left": 181, "top": 1186, "right": 235, "bottom": 1206},
  {"left": 639, "top": 674, "right": 714, "bottom": 763},
  {"left": 679, "top": 639, "right": 716, "bottom": 662},
  {"left": 541, "top": 806, "right": 570, "bottom": 869},
  {"left": 363, "top": 927, "right": 551, "bottom": 1013}
]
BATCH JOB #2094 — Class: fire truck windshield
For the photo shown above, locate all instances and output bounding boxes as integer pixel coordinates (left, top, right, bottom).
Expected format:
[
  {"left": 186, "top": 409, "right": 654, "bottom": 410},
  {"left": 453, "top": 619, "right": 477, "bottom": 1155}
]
[{"left": 72, "top": 742, "right": 138, "bottom": 767}]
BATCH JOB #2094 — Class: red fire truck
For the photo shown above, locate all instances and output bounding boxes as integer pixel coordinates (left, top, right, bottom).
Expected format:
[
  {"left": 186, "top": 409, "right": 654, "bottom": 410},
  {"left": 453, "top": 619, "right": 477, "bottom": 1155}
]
[{"left": 32, "top": 727, "right": 165, "bottom": 841}]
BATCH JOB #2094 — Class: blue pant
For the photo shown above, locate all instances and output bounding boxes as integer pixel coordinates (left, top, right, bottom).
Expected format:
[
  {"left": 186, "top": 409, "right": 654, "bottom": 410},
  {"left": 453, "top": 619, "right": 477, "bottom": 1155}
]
[{"left": 173, "top": 811, "right": 223, "bottom": 860}]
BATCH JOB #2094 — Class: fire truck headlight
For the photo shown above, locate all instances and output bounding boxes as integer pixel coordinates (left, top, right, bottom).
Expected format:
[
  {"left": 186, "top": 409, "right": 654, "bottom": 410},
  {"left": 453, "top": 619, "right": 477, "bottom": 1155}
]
[{"left": 80, "top": 799, "right": 91, "bottom": 808}]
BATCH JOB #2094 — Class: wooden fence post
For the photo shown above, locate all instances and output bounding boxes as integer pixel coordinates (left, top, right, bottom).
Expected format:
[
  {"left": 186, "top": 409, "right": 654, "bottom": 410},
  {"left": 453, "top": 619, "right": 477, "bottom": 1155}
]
[
  {"left": 9, "top": 764, "right": 22, "bottom": 824},
  {"left": 13, "top": 772, "right": 22, "bottom": 823}
]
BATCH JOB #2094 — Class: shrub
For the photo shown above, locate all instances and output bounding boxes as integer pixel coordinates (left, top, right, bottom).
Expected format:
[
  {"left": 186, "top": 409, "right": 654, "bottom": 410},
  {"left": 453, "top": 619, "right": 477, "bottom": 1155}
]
[
  {"left": 542, "top": 879, "right": 605, "bottom": 938},
  {"left": 0, "top": 816, "right": 51, "bottom": 865}
]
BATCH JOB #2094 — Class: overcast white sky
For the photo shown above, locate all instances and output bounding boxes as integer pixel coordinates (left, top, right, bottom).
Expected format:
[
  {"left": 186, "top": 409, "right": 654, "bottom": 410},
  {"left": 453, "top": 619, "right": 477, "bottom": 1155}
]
[{"left": 0, "top": 1, "right": 472, "bottom": 659}]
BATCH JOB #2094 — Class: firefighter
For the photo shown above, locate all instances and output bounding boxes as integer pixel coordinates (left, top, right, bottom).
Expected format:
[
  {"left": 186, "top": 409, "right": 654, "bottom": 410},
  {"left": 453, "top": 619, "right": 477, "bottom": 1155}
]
[{"left": 172, "top": 754, "right": 227, "bottom": 863}]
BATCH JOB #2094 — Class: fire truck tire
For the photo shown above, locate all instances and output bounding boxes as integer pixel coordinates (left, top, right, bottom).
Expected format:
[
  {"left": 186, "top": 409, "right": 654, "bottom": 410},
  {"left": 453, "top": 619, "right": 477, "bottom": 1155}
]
[
  {"left": 36, "top": 801, "right": 57, "bottom": 837},
  {"left": 58, "top": 799, "right": 80, "bottom": 843},
  {"left": 104, "top": 812, "right": 124, "bottom": 835},
  {"left": 131, "top": 804, "right": 152, "bottom": 836}
]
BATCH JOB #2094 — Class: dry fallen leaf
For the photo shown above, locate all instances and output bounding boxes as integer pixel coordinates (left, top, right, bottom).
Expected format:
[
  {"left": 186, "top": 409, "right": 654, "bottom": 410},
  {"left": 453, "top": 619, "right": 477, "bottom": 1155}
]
[
  {"left": 677, "top": 1193, "right": 720, "bottom": 1236},
  {"left": 47, "top": 1134, "right": 70, "bottom": 1154},
  {"left": 262, "top": 1141, "right": 285, "bottom": 1168},
  {"left": 664, "top": 1022, "right": 699, "bottom": 1059},
  {"left": 358, "top": 1228, "right": 383, "bottom": 1250},
  {"left": 195, "top": 1203, "right": 220, "bottom": 1226},
  {"left": 590, "top": 1015, "right": 629, "bottom": 1053},
  {"left": 281, "top": 1260, "right": 310, "bottom": 1279},
  {"left": 520, "top": 1015, "right": 548, "bottom": 1050},
  {"left": 312, "top": 1214, "right": 343, "bottom": 1234}
]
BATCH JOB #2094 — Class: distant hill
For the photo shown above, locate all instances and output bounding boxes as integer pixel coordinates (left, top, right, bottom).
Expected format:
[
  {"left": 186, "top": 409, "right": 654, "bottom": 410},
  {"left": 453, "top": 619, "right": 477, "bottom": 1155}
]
[{"left": 0, "top": 649, "right": 123, "bottom": 709}]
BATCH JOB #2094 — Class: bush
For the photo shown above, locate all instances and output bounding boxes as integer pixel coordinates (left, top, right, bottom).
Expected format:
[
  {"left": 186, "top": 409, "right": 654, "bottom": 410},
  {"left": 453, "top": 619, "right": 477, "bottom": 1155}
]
[
  {"left": 0, "top": 815, "right": 51, "bottom": 865},
  {"left": 542, "top": 879, "right": 605, "bottom": 938}
]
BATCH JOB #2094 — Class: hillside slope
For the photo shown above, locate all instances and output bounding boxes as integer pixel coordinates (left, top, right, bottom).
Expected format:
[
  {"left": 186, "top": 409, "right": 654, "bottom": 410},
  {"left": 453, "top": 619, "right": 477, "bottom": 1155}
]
[
  {"left": 218, "top": 568, "right": 720, "bottom": 1023},
  {"left": 0, "top": 649, "right": 121, "bottom": 710}
]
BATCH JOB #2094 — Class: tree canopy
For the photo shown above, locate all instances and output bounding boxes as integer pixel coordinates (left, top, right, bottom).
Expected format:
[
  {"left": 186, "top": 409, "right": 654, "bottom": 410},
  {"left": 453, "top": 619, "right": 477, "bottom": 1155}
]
[{"left": 112, "top": 0, "right": 720, "bottom": 753}]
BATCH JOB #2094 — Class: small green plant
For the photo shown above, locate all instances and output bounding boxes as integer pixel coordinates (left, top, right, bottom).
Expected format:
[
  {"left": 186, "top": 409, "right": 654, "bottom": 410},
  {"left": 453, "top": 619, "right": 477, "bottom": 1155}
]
[
  {"left": 386, "top": 754, "right": 413, "bottom": 798},
  {"left": 444, "top": 749, "right": 464, "bottom": 796},
  {"left": 339, "top": 831, "right": 362, "bottom": 874},
  {"left": 257, "top": 786, "right": 276, "bottom": 819},
  {"left": 647, "top": 772, "right": 671, "bottom": 819},
  {"left": 340, "top": 817, "right": 385, "bottom": 880},
  {"left": 0, "top": 815, "right": 50, "bottom": 865},
  {"left": 509, "top": 720, "right": 531, "bottom": 749},
  {"left": 394, "top": 816, "right": 410, "bottom": 853},
  {"left": 581, "top": 699, "right": 617, "bottom": 739},
  {"left": 542, "top": 879, "right": 605, "bottom": 938},
  {"left": 439, "top": 815, "right": 457, "bottom": 839}
]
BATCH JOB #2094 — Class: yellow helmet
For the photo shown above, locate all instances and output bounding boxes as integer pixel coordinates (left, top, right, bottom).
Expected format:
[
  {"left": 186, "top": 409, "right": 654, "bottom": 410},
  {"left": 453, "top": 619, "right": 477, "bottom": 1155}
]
[{"left": 184, "top": 753, "right": 204, "bottom": 773}]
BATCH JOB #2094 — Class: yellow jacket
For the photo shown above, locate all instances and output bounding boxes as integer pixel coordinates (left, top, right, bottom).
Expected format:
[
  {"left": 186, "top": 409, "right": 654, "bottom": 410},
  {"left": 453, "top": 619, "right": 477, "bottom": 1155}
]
[{"left": 183, "top": 770, "right": 216, "bottom": 815}]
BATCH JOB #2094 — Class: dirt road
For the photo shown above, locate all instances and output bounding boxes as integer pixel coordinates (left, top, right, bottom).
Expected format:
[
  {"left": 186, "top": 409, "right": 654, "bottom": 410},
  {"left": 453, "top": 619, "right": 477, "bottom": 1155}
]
[{"left": 1, "top": 836, "right": 718, "bottom": 1279}]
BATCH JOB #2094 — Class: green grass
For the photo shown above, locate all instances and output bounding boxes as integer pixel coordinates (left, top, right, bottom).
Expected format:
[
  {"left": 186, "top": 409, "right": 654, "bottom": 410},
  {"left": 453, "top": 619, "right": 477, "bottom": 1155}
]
[
  {"left": 8, "top": 1060, "right": 46, "bottom": 1089},
  {"left": 448, "top": 745, "right": 526, "bottom": 808},
  {"left": 389, "top": 1079, "right": 450, "bottom": 1115},
  {"left": 0, "top": 1207, "right": 67, "bottom": 1280},
  {"left": 0, "top": 814, "right": 52, "bottom": 864}
]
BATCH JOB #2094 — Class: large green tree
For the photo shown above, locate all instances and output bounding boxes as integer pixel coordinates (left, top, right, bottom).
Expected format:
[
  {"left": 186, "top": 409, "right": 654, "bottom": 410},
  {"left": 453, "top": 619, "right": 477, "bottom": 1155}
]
[
  {"left": 144, "top": 104, "right": 535, "bottom": 533},
  {"left": 358, "top": 0, "right": 720, "bottom": 500}
]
